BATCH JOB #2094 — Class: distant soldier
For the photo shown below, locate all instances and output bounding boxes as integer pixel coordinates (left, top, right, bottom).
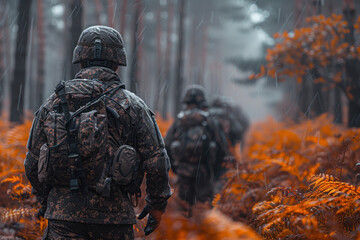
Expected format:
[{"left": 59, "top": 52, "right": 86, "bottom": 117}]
[
  {"left": 209, "top": 96, "right": 249, "bottom": 186},
  {"left": 210, "top": 96, "right": 249, "bottom": 149},
  {"left": 165, "top": 85, "right": 228, "bottom": 215},
  {"left": 24, "top": 26, "right": 171, "bottom": 239}
]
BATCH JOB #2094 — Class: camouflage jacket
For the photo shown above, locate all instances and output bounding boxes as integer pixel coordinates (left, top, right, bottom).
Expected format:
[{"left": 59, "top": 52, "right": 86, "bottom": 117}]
[{"left": 24, "top": 66, "right": 171, "bottom": 224}]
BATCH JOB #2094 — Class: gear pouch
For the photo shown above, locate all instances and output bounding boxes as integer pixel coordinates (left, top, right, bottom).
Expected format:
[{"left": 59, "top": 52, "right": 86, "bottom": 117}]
[
  {"left": 38, "top": 143, "right": 51, "bottom": 183},
  {"left": 112, "top": 145, "right": 140, "bottom": 185}
]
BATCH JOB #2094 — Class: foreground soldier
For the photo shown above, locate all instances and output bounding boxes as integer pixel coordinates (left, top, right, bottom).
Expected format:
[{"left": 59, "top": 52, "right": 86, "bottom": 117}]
[
  {"left": 24, "top": 26, "right": 171, "bottom": 239},
  {"left": 165, "top": 85, "right": 227, "bottom": 215}
]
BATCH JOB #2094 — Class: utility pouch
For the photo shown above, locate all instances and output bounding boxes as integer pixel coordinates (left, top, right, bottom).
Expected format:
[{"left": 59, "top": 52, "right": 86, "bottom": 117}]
[
  {"left": 170, "top": 140, "right": 182, "bottom": 170},
  {"left": 38, "top": 143, "right": 51, "bottom": 183},
  {"left": 111, "top": 145, "right": 140, "bottom": 186}
]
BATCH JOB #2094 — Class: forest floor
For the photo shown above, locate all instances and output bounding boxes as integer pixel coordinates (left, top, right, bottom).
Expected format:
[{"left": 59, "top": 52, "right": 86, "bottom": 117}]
[{"left": 0, "top": 114, "right": 360, "bottom": 239}]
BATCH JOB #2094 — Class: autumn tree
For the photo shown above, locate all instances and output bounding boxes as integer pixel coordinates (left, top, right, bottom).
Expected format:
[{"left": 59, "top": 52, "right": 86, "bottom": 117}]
[{"left": 253, "top": 14, "right": 360, "bottom": 127}]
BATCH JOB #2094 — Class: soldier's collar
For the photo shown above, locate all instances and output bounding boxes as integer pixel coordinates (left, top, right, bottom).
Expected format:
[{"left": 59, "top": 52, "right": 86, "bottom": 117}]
[{"left": 75, "top": 66, "right": 123, "bottom": 84}]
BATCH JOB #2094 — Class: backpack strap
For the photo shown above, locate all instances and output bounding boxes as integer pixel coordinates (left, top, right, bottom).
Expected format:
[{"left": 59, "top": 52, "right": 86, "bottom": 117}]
[
  {"left": 54, "top": 81, "right": 88, "bottom": 194},
  {"left": 54, "top": 81, "right": 123, "bottom": 194}
]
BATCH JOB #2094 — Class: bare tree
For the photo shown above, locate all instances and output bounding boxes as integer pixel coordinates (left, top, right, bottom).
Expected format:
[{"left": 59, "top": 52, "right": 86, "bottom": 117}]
[
  {"left": 10, "top": 0, "right": 33, "bottom": 123},
  {"left": 35, "top": 0, "right": 45, "bottom": 109},
  {"left": 95, "top": 0, "right": 102, "bottom": 24},
  {"left": 0, "top": 0, "right": 7, "bottom": 114},
  {"left": 129, "top": 0, "right": 143, "bottom": 94},
  {"left": 70, "top": 0, "right": 83, "bottom": 78},
  {"left": 107, "top": 0, "right": 115, "bottom": 27},
  {"left": 343, "top": 0, "right": 360, "bottom": 127},
  {"left": 174, "top": 0, "right": 186, "bottom": 114},
  {"left": 120, "top": 0, "right": 128, "bottom": 35},
  {"left": 162, "top": 0, "right": 174, "bottom": 119},
  {"left": 154, "top": 1, "right": 163, "bottom": 112}
]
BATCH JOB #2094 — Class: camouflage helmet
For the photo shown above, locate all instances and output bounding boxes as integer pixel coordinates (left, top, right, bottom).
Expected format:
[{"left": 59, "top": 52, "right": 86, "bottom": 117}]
[
  {"left": 182, "top": 84, "right": 207, "bottom": 107},
  {"left": 72, "top": 25, "right": 127, "bottom": 66}
]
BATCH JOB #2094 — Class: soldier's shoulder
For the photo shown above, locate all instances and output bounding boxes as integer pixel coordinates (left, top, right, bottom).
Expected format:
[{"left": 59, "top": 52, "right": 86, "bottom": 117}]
[
  {"left": 120, "top": 89, "right": 151, "bottom": 112},
  {"left": 34, "top": 93, "right": 57, "bottom": 118}
]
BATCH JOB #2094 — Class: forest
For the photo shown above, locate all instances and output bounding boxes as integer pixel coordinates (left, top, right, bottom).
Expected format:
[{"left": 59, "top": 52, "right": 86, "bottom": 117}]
[{"left": 1, "top": 0, "right": 360, "bottom": 239}]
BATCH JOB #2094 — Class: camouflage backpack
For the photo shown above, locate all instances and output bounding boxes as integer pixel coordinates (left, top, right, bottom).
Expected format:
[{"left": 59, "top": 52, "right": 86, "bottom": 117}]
[
  {"left": 38, "top": 79, "right": 140, "bottom": 196},
  {"left": 209, "top": 105, "right": 244, "bottom": 146},
  {"left": 170, "top": 109, "right": 217, "bottom": 178}
]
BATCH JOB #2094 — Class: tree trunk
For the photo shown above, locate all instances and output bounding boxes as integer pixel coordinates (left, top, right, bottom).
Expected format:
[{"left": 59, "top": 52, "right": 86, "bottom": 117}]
[
  {"left": 107, "top": 0, "right": 115, "bottom": 28},
  {"left": 27, "top": 17, "right": 36, "bottom": 112},
  {"left": 10, "top": 0, "right": 33, "bottom": 123},
  {"left": 154, "top": 4, "right": 163, "bottom": 112},
  {"left": 0, "top": 0, "right": 6, "bottom": 114},
  {"left": 120, "top": 0, "right": 128, "bottom": 35},
  {"left": 35, "top": 0, "right": 45, "bottom": 109},
  {"left": 299, "top": 77, "right": 310, "bottom": 118},
  {"left": 343, "top": 1, "right": 360, "bottom": 127},
  {"left": 346, "top": 59, "right": 360, "bottom": 127},
  {"left": 334, "top": 87, "right": 342, "bottom": 124},
  {"left": 129, "top": 0, "right": 142, "bottom": 94},
  {"left": 312, "top": 82, "right": 324, "bottom": 117},
  {"left": 174, "top": 0, "right": 186, "bottom": 115},
  {"left": 199, "top": 22, "right": 208, "bottom": 85},
  {"left": 161, "top": 0, "right": 174, "bottom": 119},
  {"left": 70, "top": 0, "right": 83, "bottom": 78},
  {"left": 95, "top": 0, "right": 102, "bottom": 25}
]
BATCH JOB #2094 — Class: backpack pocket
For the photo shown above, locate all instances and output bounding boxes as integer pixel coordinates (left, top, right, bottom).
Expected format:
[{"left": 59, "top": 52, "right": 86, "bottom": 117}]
[
  {"left": 78, "top": 110, "right": 107, "bottom": 159},
  {"left": 111, "top": 145, "right": 140, "bottom": 186},
  {"left": 38, "top": 143, "right": 51, "bottom": 183}
]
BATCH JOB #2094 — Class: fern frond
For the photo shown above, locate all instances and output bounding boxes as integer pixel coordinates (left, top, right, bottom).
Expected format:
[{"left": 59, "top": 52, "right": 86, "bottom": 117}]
[{"left": 0, "top": 207, "right": 35, "bottom": 224}]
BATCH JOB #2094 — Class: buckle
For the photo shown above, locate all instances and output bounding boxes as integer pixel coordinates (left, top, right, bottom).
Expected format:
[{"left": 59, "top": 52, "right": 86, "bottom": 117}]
[
  {"left": 68, "top": 153, "right": 79, "bottom": 159},
  {"left": 54, "top": 81, "right": 65, "bottom": 94},
  {"left": 70, "top": 178, "right": 79, "bottom": 192},
  {"left": 94, "top": 39, "right": 102, "bottom": 59}
]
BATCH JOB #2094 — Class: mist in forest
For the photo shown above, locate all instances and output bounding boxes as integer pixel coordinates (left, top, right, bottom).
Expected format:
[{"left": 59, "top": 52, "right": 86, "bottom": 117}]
[{"left": 1, "top": 0, "right": 360, "bottom": 123}]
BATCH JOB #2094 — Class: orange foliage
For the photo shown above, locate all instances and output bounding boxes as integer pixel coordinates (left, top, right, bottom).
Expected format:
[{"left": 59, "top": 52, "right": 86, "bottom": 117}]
[
  {"left": 155, "top": 113, "right": 174, "bottom": 137},
  {"left": 257, "top": 14, "right": 360, "bottom": 101},
  {"left": 0, "top": 120, "right": 46, "bottom": 239},
  {"left": 2, "top": 114, "right": 360, "bottom": 239},
  {"left": 214, "top": 115, "right": 360, "bottom": 239}
]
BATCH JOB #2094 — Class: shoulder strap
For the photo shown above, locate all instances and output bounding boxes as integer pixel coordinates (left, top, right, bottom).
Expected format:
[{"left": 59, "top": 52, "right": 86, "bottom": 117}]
[
  {"left": 53, "top": 81, "right": 122, "bottom": 193},
  {"left": 55, "top": 81, "right": 123, "bottom": 125},
  {"left": 54, "top": 81, "right": 87, "bottom": 193}
]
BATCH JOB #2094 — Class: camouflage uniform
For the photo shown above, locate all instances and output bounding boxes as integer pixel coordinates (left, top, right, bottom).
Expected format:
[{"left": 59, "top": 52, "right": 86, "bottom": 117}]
[
  {"left": 210, "top": 97, "right": 249, "bottom": 148},
  {"left": 165, "top": 85, "right": 227, "bottom": 209},
  {"left": 209, "top": 97, "right": 249, "bottom": 191},
  {"left": 24, "top": 26, "right": 171, "bottom": 239}
]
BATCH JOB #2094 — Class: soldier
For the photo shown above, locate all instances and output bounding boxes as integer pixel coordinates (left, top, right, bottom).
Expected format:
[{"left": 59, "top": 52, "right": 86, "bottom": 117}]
[
  {"left": 24, "top": 26, "right": 171, "bottom": 239},
  {"left": 209, "top": 96, "right": 249, "bottom": 150},
  {"left": 165, "top": 85, "right": 227, "bottom": 215},
  {"left": 209, "top": 96, "right": 249, "bottom": 191}
]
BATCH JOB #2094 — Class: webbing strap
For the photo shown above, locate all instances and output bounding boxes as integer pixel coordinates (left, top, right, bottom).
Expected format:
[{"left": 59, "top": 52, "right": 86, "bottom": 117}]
[
  {"left": 54, "top": 81, "right": 87, "bottom": 193},
  {"left": 54, "top": 81, "right": 122, "bottom": 194}
]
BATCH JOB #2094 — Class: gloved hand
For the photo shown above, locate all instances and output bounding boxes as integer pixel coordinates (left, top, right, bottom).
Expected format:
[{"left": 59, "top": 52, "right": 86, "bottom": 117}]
[{"left": 138, "top": 204, "right": 163, "bottom": 236}]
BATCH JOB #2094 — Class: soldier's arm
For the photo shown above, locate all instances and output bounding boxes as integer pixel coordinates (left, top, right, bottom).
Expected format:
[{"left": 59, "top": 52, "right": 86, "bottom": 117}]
[
  {"left": 164, "top": 121, "right": 178, "bottom": 171},
  {"left": 136, "top": 108, "right": 171, "bottom": 211},
  {"left": 24, "top": 108, "right": 49, "bottom": 209}
]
